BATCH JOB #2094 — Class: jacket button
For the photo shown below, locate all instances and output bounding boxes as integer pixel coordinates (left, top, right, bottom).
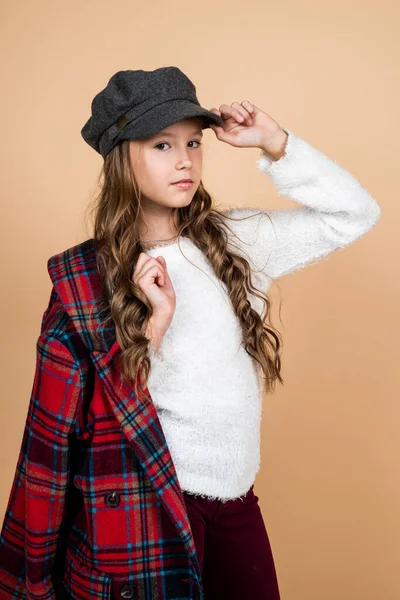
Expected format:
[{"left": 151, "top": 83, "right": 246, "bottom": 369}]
[
  {"left": 105, "top": 491, "right": 120, "bottom": 507},
  {"left": 120, "top": 584, "right": 134, "bottom": 598}
]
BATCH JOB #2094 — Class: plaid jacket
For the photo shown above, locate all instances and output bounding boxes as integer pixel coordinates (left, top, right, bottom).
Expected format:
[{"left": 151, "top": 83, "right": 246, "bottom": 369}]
[{"left": 0, "top": 238, "right": 202, "bottom": 600}]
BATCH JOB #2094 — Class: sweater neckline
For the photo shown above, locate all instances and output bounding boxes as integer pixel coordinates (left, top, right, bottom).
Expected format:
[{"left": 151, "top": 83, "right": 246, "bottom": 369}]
[{"left": 144, "top": 236, "right": 189, "bottom": 252}]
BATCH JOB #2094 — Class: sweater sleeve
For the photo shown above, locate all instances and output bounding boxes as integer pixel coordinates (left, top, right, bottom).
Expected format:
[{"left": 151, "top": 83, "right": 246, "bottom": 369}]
[{"left": 222, "top": 128, "right": 381, "bottom": 283}]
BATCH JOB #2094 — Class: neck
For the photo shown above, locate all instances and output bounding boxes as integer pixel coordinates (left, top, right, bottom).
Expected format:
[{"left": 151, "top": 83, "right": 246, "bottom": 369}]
[{"left": 138, "top": 213, "right": 180, "bottom": 245}]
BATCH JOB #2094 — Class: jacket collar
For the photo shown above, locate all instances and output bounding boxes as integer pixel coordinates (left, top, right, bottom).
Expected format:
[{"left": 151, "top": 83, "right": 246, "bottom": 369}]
[
  {"left": 47, "top": 238, "right": 200, "bottom": 579},
  {"left": 47, "top": 238, "right": 115, "bottom": 354}
]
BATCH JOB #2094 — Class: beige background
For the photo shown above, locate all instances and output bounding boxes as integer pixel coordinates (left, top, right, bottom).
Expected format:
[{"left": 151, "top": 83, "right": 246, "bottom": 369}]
[{"left": 1, "top": 1, "right": 398, "bottom": 598}]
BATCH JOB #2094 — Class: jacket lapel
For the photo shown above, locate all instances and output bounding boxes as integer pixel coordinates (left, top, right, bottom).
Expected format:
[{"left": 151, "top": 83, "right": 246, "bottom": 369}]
[{"left": 47, "top": 238, "right": 199, "bottom": 577}]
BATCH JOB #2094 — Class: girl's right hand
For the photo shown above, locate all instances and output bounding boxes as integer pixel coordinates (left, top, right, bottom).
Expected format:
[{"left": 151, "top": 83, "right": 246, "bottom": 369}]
[{"left": 132, "top": 253, "right": 176, "bottom": 332}]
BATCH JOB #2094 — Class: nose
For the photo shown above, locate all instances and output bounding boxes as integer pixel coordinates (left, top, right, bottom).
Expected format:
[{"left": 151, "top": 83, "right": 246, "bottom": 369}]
[
  {"left": 178, "top": 155, "right": 192, "bottom": 167},
  {"left": 176, "top": 146, "right": 194, "bottom": 166}
]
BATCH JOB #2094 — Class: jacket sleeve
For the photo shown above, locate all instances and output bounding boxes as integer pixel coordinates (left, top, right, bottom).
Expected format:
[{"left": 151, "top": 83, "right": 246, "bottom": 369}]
[
  {"left": 0, "top": 294, "right": 83, "bottom": 599},
  {"left": 223, "top": 128, "right": 382, "bottom": 283}
]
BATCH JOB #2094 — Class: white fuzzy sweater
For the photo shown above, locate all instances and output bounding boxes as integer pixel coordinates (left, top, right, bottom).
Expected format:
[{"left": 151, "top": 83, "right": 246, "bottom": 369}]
[{"left": 144, "top": 128, "right": 381, "bottom": 502}]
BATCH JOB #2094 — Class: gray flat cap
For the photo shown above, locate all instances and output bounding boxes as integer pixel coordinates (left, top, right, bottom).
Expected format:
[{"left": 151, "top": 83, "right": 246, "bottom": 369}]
[{"left": 81, "top": 66, "right": 224, "bottom": 159}]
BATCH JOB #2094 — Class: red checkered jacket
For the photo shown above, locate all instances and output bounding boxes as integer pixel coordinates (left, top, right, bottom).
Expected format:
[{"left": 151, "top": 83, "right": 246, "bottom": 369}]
[{"left": 0, "top": 238, "right": 202, "bottom": 600}]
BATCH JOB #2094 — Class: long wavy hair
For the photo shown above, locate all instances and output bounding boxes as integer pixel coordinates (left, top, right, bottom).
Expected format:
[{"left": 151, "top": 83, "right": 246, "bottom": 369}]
[{"left": 85, "top": 131, "right": 284, "bottom": 406}]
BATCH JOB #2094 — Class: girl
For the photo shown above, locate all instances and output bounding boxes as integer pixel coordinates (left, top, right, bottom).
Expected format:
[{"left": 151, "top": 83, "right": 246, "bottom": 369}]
[{"left": 0, "top": 67, "right": 381, "bottom": 600}]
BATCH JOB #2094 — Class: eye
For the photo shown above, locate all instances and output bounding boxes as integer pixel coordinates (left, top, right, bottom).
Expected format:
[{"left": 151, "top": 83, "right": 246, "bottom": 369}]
[
  {"left": 154, "top": 142, "right": 170, "bottom": 150},
  {"left": 154, "top": 140, "right": 202, "bottom": 150}
]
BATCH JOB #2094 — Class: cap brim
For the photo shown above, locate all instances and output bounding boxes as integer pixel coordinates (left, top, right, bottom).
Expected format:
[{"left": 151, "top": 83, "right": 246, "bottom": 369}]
[{"left": 117, "top": 99, "right": 224, "bottom": 143}]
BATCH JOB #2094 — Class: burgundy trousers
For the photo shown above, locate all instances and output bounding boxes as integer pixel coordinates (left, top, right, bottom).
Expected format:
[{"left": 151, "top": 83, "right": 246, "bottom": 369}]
[{"left": 182, "top": 484, "right": 281, "bottom": 600}]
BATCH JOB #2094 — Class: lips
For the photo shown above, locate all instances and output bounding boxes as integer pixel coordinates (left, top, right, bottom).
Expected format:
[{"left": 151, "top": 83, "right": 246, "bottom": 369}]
[{"left": 172, "top": 179, "right": 193, "bottom": 184}]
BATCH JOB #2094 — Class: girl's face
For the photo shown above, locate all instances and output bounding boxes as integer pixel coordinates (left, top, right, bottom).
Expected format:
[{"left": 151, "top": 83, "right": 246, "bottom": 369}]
[{"left": 129, "top": 117, "right": 204, "bottom": 212}]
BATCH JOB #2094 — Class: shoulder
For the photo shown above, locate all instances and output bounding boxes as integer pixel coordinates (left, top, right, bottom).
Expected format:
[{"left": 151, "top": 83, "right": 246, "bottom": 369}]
[
  {"left": 46, "top": 237, "right": 98, "bottom": 282},
  {"left": 41, "top": 237, "right": 98, "bottom": 366}
]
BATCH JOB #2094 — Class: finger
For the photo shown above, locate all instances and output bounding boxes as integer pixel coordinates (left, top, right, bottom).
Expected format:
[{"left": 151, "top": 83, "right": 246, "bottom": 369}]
[
  {"left": 133, "top": 252, "right": 157, "bottom": 278},
  {"left": 220, "top": 103, "right": 250, "bottom": 125},
  {"left": 142, "top": 262, "right": 166, "bottom": 287},
  {"left": 134, "top": 255, "right": 165, "bottom": 285},
  {"left": 148, "top": 255, "right": 172, "bottom": 287},
  {"left": 132, "top": 251, "right": 152, "bottom": 279},
  {"left": 209, "top": 102, "right": 255, "bottom": 125},
  {"left": 141, "top": 256, "right": 166, "bottom": 277},
  {"left": 231, "top": 102, "right": 253, "bottom": 125},
  {"left": 208, "top": 109, "right": 224, "bottom": 132},
  {"left": 156, "top": 255, "right": 169, "bottom": 273},
  {"left": 155, "top": 256, "right": 170, "bottom": 285},
  {"left": 241, "top": 100, "right": 255, "bottom": 115},
  {"left": 218, "top": 104, "right": 243, "bottom": 122}
]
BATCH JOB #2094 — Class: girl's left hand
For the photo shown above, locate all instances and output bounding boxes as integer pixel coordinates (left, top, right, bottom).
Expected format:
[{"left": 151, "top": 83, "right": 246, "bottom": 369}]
[{"left": 208, "top": 101, "right": 284, "bottom": 151}]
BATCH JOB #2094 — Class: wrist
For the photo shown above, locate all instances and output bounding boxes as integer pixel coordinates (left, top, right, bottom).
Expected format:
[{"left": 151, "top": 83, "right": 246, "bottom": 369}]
[
  {"left": 260, "top": 128, "right": 288, "bottom": 162},
  {"left": 145, "top": 316, "right": 169, "bottom": 355},
  {"left": 145, "top": 323, "right": 161, "bottom": 355}
]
